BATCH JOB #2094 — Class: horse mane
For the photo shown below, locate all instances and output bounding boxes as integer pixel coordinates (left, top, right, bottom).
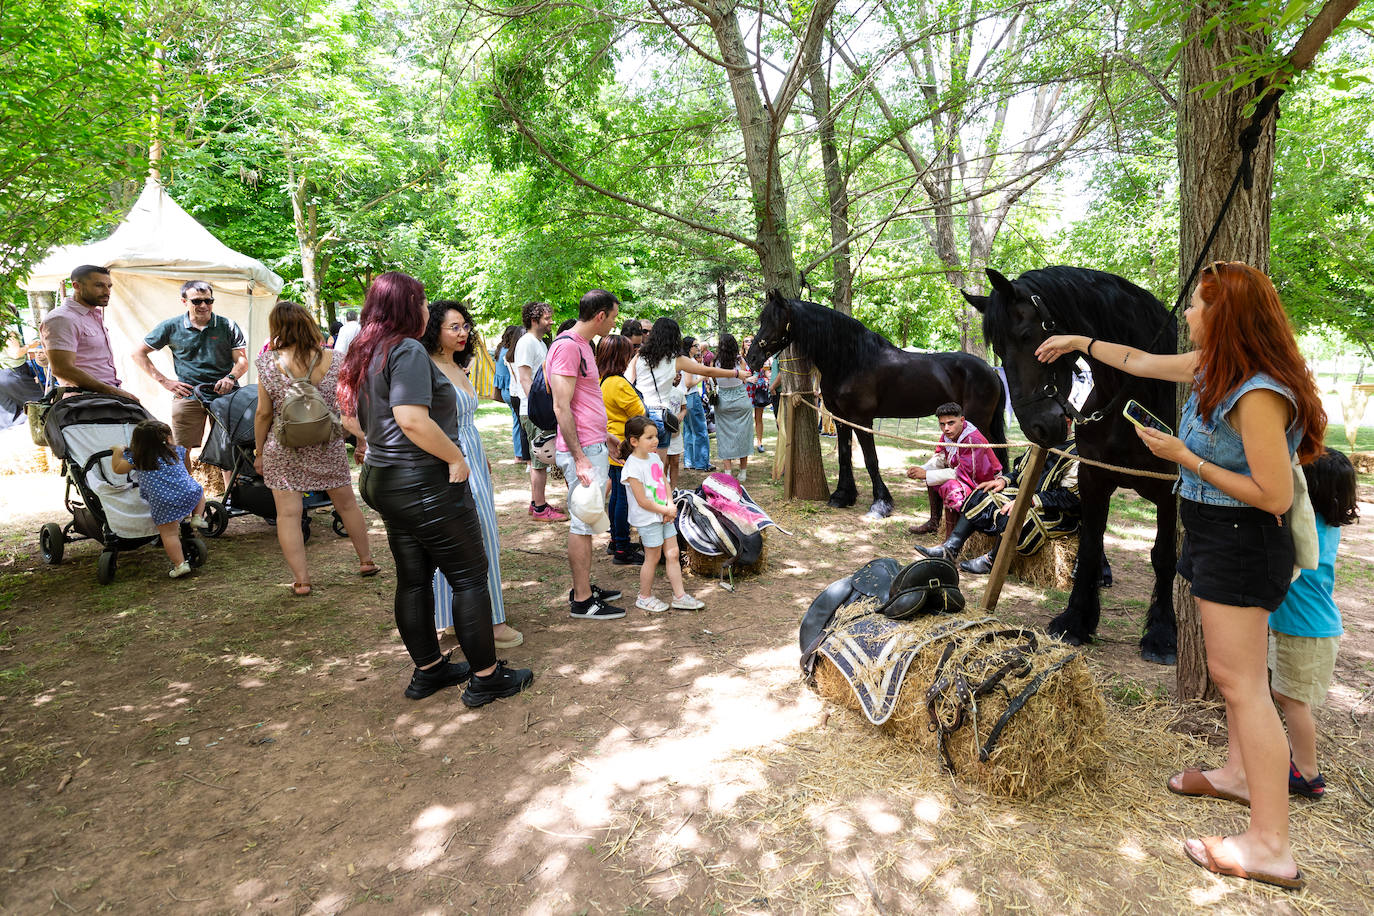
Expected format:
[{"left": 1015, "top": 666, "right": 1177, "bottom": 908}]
[
  {"left": 987, "top": 267, "right": 1176, "bottom": 354},
  {"left": 786, "top": 297, "right": 899, "bottom": 372}
]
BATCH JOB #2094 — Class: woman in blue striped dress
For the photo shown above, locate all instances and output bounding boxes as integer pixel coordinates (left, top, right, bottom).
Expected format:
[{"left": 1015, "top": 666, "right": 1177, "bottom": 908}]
[{"left": 422, "top": 301, "right": 522, "bottom": 649}]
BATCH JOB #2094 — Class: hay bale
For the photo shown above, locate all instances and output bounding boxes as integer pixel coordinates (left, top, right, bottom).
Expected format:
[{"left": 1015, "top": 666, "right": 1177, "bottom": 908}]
[
  {"left": 1351, "top": 452, "right": 1374, "bottom": 475},
  {"left": 961, "top": 532, "right": 1077, "bottom": 591},
  {"left": 0, "top": 429, "right": 51, "bottom": 476},
  {"left": 190, "top": 459, "right": 225, "bottom": 496},
  {"left": 811, "top": 606, "right": 1106, "bottom": 799},
  {"left": 685, "top": 529, "right": 768, "bottom": 578}
]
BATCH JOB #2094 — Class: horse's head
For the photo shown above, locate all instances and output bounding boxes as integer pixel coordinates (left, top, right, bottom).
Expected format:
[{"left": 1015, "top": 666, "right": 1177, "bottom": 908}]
[
  {"left": 746, "top": 288, "right": 794, "bottom": 367},
  {"left": 965, "top": 268, "right": 1076, "bottom": 448}
]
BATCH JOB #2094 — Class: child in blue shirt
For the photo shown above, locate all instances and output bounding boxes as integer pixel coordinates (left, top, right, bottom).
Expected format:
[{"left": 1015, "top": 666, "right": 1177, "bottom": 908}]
[
  {"left": 1269, "top": 448, "right": 1359, "bottom": 800},
  {"left": 111, "top": 419, "right": 208, "bottom": 578}
]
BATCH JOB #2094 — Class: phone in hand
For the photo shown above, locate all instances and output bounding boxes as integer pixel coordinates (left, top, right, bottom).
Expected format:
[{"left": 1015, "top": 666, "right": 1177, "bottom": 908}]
[{"left": 1123, "top": 399, "right": 1172, "bottom": 435}]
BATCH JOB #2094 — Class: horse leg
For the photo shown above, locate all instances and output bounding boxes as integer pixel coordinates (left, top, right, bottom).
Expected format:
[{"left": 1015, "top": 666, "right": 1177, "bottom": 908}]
[
  {"left": 1048, "top": 474, "right": 1112, "bottom": 645},
  {"left": 856, "top": 430, "right": 894, "bottom": 519},
  {"left": 1139, "top": 492, "right": 1179, "bottom": 665},
  {"left": 827, "top": 423, "right": 858, "bottom": 508}
]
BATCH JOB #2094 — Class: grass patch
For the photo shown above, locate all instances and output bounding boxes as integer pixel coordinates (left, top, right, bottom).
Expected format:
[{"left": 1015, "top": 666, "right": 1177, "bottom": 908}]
[
  {"left": 1107, "top": 677, "right": 1168, "bottom": 706},
  {"left": 0, "top": 663, "right": 43, "bottom": 695}
]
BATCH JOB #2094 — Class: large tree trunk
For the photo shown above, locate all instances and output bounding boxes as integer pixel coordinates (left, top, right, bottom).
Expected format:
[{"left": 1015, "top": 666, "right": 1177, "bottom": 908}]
[
  {"left": 712, "top": 2, "right": 830, "bottom": 501},
  {"left": 809, "top": 48, "right": 853, "bottom": 316},
  {"left": 287, "top": 160, "right": 322, "bottom": 319},
  {"left": 1174, "top": 6, "right": 1277, "bottom": 701}
]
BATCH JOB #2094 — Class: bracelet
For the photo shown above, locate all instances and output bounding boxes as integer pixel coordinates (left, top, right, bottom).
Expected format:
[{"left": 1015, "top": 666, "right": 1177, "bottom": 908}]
[
  {"left": 1196, "top": 459, "right": 1207, "bottom": 478},
  {"left": 1086, "top": 338, "right": 1097, "bottom": 359}
]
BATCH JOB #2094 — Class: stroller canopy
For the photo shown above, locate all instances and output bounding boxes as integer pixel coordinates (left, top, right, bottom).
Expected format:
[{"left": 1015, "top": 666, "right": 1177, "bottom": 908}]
[{"left": 199, "top": 384, "right": 259, "bottom": 470}]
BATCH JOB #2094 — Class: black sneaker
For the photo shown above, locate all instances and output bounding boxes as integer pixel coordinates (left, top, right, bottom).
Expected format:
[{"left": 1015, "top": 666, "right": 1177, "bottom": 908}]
[
  {"left": 569, "top": 594, "right": 626, "bottom": 620},
  {"left": 591, "top": 583, "right": 622, "bottom": 602},
  {"left": 612, "top": 549, "right": 645, "bottom": 566},
  {"left": 461, "top": 661, "right": 535, "bottom": 707},
  {"left": 606, "top": 542, "right": 642, "bottom": 556},
  {"left": 404, "top": 653, "right": 473, "bottom": 700}
]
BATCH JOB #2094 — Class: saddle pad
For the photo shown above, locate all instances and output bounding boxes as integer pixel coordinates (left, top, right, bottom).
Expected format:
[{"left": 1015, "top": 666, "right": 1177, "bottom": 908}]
[{"left": 817, "top": 613, "right": 994, "bottom": 725}]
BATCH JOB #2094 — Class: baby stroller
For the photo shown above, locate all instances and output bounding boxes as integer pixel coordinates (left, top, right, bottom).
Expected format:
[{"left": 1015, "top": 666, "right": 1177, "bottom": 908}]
[
  {"left": 195, "top": 384, "right": 344, "bottom": 541},
  {"left": 36, "top": 388, "right": 208, "bottom": 584}
]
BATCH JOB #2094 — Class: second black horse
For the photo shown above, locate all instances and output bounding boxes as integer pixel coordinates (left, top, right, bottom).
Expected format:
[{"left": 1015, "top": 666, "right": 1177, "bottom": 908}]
[{"left": 745, "top": 289, "right": 1007, "bottom": 519}]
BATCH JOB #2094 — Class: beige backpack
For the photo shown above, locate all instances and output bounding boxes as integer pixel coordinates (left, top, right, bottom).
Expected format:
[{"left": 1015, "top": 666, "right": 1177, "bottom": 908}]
[{"left": 275, "top": 350, "right": 339, "bottom": 448}]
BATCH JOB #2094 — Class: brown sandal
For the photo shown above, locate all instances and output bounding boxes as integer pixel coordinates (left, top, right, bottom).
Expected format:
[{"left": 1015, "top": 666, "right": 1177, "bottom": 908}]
[
  {"left": 359, "top": 560, "right": 380, "bottom": 577},
  {"left": 1168, "top": 768, "right": 1249, "bottom": 807},
  {"left": 292, "top": 582, "right": 312, "bottom": 596},
  {"left": 1185, "top": 836, "right": 1303, "bottom": 890}
]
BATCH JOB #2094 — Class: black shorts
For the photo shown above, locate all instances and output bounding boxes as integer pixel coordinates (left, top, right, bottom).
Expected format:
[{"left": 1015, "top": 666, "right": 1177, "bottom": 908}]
[{"left": 1178, "top": 499, "right": 1294, "bottom": 611}]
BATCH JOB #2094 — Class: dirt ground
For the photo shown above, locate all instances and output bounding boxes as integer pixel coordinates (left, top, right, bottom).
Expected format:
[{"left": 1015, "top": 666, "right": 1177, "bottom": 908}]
[{"left": 2, "top": 404, "right": 1372, "bottom": 914}]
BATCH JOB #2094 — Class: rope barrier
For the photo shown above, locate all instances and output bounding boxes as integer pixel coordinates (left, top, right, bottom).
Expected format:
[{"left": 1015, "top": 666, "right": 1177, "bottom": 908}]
[{"left": 789, "top": 394, "right": 1178, "bottom": 482}]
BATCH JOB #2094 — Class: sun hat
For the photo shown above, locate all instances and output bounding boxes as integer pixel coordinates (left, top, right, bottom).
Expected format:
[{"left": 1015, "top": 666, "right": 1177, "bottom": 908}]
[{"left": 568, "top": 480, "right": 610, "bottom": 534}]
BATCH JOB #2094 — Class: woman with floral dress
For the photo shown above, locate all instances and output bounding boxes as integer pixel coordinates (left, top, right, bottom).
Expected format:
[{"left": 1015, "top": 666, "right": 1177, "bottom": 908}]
[{"left": 254, "top": 301, "right": 376, "bottom": 596}]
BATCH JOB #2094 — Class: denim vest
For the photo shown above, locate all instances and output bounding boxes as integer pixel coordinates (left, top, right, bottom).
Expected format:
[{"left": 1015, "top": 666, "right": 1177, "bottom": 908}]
[{"left": 1176, "top": 372, "right": 1299, "bottom": 507}]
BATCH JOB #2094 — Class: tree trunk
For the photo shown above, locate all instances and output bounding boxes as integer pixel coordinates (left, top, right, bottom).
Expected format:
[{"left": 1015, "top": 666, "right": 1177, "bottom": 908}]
[
  {"left": 809, "top": 48, "right": 853, "bottom": 316},
  {"left": 287, "top": 162, "right": 322, "bottom": 320},
  {"left": 1174, "top": 5, "right": 1278, "bottom": 701},
  {"left": 711, "top": 2, "right": 830, "bottom": 501},
  {"left": 716, "top": 274, "right": 728, "bottom": 339}
]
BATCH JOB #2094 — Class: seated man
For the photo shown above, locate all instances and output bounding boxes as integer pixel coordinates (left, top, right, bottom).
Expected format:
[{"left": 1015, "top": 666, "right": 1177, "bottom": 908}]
[
  {"left": 916, "top": 432, "right": 1111, "bottom": 585},
  {"left": 906, "top": 401, "right": 1001, "bottom": 533}
]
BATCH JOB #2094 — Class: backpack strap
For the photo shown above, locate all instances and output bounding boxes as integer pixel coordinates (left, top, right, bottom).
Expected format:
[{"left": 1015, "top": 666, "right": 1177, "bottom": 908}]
[
  {"left": 544, "top": 332, "right": 587, "bottom": 380},
  {"left": 281, "top": 348, "right": 323, "bottom": 383}
]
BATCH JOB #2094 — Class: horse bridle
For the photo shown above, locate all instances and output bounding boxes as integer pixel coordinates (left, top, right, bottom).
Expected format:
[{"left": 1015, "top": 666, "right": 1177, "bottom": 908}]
[{"left": 1012, "top": 294, "right": 1106, "bottom": 425}]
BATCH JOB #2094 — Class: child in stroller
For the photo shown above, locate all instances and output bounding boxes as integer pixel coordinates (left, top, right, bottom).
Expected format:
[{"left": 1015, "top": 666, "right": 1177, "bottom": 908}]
[{"left": 109, "top": 419, "right": 209, "bottom": 578}]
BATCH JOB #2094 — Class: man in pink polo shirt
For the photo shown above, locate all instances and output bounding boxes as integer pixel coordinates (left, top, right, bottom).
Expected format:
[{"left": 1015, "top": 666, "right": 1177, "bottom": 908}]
[
  {"left": 40, "top": 265, "right": 136, "bottom": 400},
  {"left": 551, "top": 289, "right": 624, "bottom": 621}
]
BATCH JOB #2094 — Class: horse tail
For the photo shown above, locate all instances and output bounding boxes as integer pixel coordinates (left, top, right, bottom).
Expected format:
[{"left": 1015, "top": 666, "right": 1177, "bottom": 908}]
[{"left": 989, "top": 372, "right": 1009, "bottom": 469}]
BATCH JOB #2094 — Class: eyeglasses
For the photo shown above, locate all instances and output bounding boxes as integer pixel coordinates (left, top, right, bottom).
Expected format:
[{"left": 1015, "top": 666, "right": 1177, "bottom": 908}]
[
  {"left": 443, "top": 322, "right": 472, "bottom": 333},
  {"left": 190, "top": 297, "right": 214, "bottom": 305}
]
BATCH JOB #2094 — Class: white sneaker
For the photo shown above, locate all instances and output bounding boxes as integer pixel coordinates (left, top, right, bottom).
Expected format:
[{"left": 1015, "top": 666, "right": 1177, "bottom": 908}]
[
  {"left": 671, "top": 593, "right": 705, "bottom": 611},
  {"left": 635, "top": 595, "right": 670, "bottom": 613},
  {"left": 169, "top": 561, "right": 192, "bottom": 578},
  {"left": 187, "top": 515, "right": 209, "bottom": 530}
]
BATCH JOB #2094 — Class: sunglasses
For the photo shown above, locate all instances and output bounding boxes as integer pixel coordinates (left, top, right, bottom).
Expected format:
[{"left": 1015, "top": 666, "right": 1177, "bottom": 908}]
[{"left": 189, "top": 297, "right": 214, "bottom": 305}]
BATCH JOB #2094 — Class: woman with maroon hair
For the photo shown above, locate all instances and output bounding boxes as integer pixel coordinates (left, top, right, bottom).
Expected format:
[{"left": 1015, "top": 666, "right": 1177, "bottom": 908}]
[
  {"left": 1037, "top": 262, "right": 1325, "bottom": 890},
  {"left": 338, "top": 271, "right": 532, "bottom": 707}
]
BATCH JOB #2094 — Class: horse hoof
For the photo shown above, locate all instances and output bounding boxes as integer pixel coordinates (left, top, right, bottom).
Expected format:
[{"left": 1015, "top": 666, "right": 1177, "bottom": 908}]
[
  {"left": 865, "top": 501, "right": 894, "bottom": 520},
  {"left": 1140, "top": 649, "right": 1177, "bottom": 666},
  {"left": 1046, "top": 614, "right": 1091, "bottom": 647},
  {"left": 827, "top": 493, "right": 857, "bottom": 509}
]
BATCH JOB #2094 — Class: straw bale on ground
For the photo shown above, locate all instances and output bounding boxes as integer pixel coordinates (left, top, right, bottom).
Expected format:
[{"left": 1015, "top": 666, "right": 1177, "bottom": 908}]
[
  {"left": 0, "top": 434, "right": 51, "bottom": 476},
  {"left": 686, "top": 529, "right": 768, "bottom": 578},
  {"left": 962, "top": 531, "right": 1077, "bottom": 590},
  {"left": 812, "top": 600, "right": 1106, "bottom": 798}
]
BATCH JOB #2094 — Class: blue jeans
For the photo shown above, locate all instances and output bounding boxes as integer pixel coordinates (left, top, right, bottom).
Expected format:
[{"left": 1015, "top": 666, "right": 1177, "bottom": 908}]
[
  {"left": 684, "top": 392, "right": 710, "bottom": 468},
  {"left": 505, "top": 393, "right": 527, "bottom": 460},
  {"left": 607, "top": 463, "right": 633, "bottom": 553}
]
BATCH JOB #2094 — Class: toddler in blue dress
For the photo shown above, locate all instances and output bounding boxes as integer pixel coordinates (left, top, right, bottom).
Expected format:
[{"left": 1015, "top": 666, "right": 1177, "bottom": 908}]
[{"left": 110, "top": 419, "right": 208, "bottom": 578}]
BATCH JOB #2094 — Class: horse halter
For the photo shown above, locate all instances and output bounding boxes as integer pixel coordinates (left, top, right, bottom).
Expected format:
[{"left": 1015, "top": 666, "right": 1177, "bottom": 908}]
[{"left": 1012, "top": 294, "right": 1104, "bottom": 425}]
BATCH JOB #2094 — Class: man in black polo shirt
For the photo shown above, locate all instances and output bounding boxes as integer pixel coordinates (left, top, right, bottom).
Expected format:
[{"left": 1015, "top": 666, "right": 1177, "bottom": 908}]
[{"left": 132, "top": 281, "right": 248, "bottom": 485}]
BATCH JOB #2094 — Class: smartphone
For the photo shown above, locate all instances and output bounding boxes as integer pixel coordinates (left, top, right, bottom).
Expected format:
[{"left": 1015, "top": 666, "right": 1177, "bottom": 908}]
[{"left": 1123, "top": 399, "right": 1172, "bottom": 435}]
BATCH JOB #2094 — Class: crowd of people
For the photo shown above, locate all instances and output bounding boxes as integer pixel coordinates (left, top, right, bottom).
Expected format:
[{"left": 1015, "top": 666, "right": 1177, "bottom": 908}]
[{"left": 29, "top": 261, "right": 1359, "bottom": 893}]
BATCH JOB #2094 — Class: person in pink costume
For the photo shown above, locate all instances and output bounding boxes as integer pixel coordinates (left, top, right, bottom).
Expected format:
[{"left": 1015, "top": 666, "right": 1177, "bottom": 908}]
[{"left": 906, "top": 401, "right": 1002, "bottom": 524}]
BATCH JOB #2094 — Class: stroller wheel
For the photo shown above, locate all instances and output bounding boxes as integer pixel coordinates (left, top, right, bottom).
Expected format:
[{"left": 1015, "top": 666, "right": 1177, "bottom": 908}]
[
  {"left": 184, "top": 537, "right": 209, "bottom": 568},
  {"left": 97, "top": 551, "right": 118, "bottom": 585},
  {"left": 40, "top": 523, "right": 65, "bottom": 565},
  {"left": 203, "top": 500, "right": 229, "bottom": 538},
  {"left": 332, "top": 511, "right": 347, "bottom": 538}
]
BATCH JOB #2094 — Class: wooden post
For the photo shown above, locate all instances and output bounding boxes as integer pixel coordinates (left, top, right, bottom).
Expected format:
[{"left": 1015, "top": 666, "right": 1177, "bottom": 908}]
[{"left": 980, "top": 444, "right": 1046, "bottom": 612}]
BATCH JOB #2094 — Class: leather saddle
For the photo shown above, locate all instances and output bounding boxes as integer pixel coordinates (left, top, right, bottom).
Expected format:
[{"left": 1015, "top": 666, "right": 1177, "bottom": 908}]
[{"left": 799, "top": 556, "right": 967, "bottom": 673}]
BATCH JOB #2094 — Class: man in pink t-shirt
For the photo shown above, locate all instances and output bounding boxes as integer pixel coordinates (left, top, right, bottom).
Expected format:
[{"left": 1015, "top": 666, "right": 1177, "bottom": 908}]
[
  {"left": 552, "top": 289, "right": 624, "bottom": 621},
  {"left": 39, "top": 265, "right": 136, "bottom": 399}
]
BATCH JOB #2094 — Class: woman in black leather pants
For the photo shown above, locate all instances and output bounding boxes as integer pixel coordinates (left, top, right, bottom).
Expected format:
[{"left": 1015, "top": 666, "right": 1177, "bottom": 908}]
[{"left": 338, "top": 271, "right": 533, "bottom": 706}]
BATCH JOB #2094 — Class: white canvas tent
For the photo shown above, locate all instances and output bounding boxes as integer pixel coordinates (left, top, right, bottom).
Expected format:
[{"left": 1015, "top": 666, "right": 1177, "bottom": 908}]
[{"left": 21, "top": 179, "right": 284, "bottom": 418}]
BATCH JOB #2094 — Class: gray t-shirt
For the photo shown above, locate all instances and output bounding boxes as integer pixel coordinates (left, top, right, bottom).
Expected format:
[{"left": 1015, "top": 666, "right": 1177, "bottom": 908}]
[{"left": 358, "top": 337, "right": 458, "bottom": 468}]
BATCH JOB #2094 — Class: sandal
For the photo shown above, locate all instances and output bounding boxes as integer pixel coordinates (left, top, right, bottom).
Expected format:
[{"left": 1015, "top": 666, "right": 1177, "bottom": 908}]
[
  {"left": 292, "top": 582, "right": 312, "bottom": 596},
  {"left": 1185, "top": 836, "right": 1304, "bottom": 890},
  {"left": 1167, "top": 768, "right": 1249, "bottom": 807},
  {"left": 359, "top": 560, "right": 381, "bottom": 577}
]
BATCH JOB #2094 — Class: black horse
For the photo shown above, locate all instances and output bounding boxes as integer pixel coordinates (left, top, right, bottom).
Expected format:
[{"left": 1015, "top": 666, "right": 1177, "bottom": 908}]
[
  {"left": 964, "top": 266, "right": 1178, "bottom": 665},
  {"left": 745, "top": 289, "right": 1007, "bottom": 519}
]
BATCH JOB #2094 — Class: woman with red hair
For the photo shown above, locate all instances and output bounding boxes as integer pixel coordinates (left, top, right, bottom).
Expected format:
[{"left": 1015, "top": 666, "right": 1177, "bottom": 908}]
[
  {"left": 1037, "top": 261, "right": 1324, "bottom": 891},
  {"left": 338, "top": 272, "right": 532, "bottom": 707}
]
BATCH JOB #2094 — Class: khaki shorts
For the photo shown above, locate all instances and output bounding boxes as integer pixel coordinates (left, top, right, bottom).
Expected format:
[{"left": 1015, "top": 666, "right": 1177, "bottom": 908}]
[
  {"left": 1269, "top": 631, "right": 1340, "bottom": 707},
  {"left": 520, "top": 415, "right": 552, "bottom": 470},
  {"left": 171, "top": 397, "right": 210, "bottom": 448}
]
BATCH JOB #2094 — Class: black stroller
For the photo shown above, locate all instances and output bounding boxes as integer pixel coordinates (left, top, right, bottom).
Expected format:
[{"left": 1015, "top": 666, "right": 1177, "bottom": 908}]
[
  {"left": 36, "top": 388, "right": 209, "bottom": 584},
  {"left": 195, "top": 384, "right": 344, "bottom": 541}
]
